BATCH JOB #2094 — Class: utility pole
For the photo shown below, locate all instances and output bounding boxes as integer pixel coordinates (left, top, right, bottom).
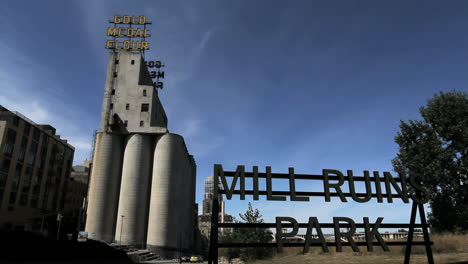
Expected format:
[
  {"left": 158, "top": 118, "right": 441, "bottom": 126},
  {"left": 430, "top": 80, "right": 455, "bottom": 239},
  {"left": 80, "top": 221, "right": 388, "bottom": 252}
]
[
  {"left": 56, "top": 213, "right": 63, "bottom": 240},
  {"left": 40, "top": 215, "right": 45, "bottom": 233},
  {"left": 120, "top": 215, "right": 125, "bottom": 245}
]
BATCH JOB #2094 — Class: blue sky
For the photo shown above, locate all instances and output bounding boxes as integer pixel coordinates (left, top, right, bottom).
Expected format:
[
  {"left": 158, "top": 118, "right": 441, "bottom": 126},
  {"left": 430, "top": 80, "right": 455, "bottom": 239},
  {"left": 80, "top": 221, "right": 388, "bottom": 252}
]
[{"left": 1, "top": 0, "right": 467, "bottom": 230}]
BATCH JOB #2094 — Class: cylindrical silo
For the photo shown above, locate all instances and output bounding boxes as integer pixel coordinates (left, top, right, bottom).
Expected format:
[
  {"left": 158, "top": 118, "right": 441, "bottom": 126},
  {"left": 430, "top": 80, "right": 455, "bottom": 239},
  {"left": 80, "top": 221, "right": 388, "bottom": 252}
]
[
  {"left": 85, "top": 132, "right": 123, "bottom": 242},
  {"left": 147, "top": 133, "right": 186, "bottom": 257},
  {"left": 115, "top": 134, "right": 153, "bottom": 247}
]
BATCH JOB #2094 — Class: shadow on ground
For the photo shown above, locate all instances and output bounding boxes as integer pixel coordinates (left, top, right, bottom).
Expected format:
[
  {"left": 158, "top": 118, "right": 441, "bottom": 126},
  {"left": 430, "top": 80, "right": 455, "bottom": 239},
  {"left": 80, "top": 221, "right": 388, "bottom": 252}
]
[{"left": 0, "top": 231, "right": 132, "bottom": 263}]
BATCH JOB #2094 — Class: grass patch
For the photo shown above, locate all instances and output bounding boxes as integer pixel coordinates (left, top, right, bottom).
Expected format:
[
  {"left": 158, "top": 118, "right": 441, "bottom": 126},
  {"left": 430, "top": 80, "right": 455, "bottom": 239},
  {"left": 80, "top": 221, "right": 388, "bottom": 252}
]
[{"left": 247, "top": 234, "right": 468, "bottom": 264}]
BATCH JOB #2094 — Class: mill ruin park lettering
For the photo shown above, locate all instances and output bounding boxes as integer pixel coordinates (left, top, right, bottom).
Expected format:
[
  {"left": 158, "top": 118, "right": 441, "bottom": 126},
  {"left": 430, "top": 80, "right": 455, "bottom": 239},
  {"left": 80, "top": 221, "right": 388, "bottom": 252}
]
[{"left": 208, "top": 165, "right": 435, "bottom": 264}]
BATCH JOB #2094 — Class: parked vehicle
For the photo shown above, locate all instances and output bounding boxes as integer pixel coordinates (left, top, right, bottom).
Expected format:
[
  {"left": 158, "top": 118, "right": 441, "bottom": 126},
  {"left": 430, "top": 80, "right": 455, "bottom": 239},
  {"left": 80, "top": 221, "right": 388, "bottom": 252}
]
[{"left": 190, "top": 255, "right": 203, "bottom": 262}]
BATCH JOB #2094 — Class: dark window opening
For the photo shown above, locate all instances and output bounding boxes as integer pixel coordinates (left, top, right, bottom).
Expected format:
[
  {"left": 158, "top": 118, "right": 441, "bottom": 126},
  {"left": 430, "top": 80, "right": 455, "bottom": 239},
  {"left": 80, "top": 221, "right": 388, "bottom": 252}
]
[
  {"left": 111, "top": 89, "right": 115, "bottom": 95},
  {"left": 126, "top": 104, "right": 129, "bottom": 110},
  {"left": 110, "top": 103, "right": 113, "bottom": 110},
  {"left": 124, "top": 120, "right": 128, "bottom": 127},
  {"left": 141, "top": 104, "right": 149, "bottom": 112},
  {"left": 3, "top": 129, "right": 17, "bottom": 156},
  {"left": 23, "top": 123, "right": 31, "bottom": 136},
  {"left": 143, "top": 89, "right": 147, "bottom": 96},
  {"left": 113, "top": 72, "right": 117, "bottom": 77},
  {"left": 131, "top": 60, "right": 135, "bottom": 65},
  {"left": 13, "top": 116, "right": 19, "bottom": 126},
  {"left": 115, "top": 59, "right": 119, "bottom": 64},
  {"left": 140, "top": 121, "right": 144, "bottom": 127}
]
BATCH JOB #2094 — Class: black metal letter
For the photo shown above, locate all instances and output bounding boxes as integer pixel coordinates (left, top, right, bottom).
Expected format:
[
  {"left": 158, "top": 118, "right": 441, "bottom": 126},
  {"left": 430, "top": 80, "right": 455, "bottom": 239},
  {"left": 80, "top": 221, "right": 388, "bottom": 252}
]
[
  {"left": 323, "top": 169, "right": 347, "bottom": 202},
  {"left": 289, "top": 168, "right": 309, "bottom": 201},
  {"left": 303, "top": 217, "right": 328, "bottom": 253},
  {"left": 348, "top": 170, "right": 372, "bottom": 203},
  {"left": 218, "top": 165, "right": 245, "bottom": 200},
  {"left": 373, "top": 171, "right": 384, "bottom": 203},
  {"left": 253, "top": 166, "right": 259, "bottom": 200},
  {"left": 267, "top": 166, "right": 286, "bottom": 201},
  {"left": 384, "top": 171, "right": 409, "bottom": 203},
  {"left": 275, "top": 217, "right": 298, "bottom": 253},
  {"left": 409, "top": 174, "right": 429, "bottom": 204},
  {"left": 333, "top": 217, "right": 359, "bottom": 252},
  {"left": 363, "top": 217, "right": 389, "bottom": 252}
]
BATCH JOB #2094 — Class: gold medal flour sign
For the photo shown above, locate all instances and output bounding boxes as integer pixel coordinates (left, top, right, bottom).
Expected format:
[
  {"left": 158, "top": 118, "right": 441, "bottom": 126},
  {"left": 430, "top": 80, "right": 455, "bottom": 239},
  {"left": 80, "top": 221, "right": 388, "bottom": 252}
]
[{"left": 105, "top": 15, "right": 151, "bottom": 51}]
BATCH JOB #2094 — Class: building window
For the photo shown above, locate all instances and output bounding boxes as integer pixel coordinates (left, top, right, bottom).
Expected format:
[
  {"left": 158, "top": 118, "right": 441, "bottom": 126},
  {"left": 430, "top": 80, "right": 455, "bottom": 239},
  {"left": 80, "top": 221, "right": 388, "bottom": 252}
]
[
  {"left": 13, "top": 116, "right": 19, "bottom": 127},
  {"left": 131, "top": 60, "right": 135, "bottom": 65},
  {"left": 126, "top": 104, "right": 129, "bottom": 110},
  {"left": 23, "top": 123, "right": 31, "bottom": 136},
  {"left": 115, "top": 59, "right": 119, "bottom": 64},
  {"left": 113, "top": 72, "right": 117, "bottom": 77},
  {"left": 141, "top": 104, "right": 149, "bottom": 112},
  {"left": 0, "top": 158, "right": 11, "bottom": 173},
  {"left": 124, "top": 120, "right": 128, "bottom": 127},
  {"left": 110, "top": 103, "right": 113, "bottom": 110},
  {"left": 111, "top": 89, "right": 115, "bottom": 95},
  {"left": 140, "top": 121, "right": 144, "bottom": 127},
  {"left": 18, "top": 136, "right": 28, "bottom": 161},
  {"left": 143, "top": 89, "right": 147, "bottom": 96},
  {"left": 2, "top": 129, "right": 16, "bottom": 156},
  {"left": 32, "top": 128, "right": 40, "bottom": 142}
]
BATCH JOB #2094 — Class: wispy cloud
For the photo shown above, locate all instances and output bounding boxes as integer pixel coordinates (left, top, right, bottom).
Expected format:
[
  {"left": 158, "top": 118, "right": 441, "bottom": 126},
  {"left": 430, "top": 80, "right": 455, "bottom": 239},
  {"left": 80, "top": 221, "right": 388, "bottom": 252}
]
[{"left": 0, "top": 41, "right": 94, "bottom": 164}]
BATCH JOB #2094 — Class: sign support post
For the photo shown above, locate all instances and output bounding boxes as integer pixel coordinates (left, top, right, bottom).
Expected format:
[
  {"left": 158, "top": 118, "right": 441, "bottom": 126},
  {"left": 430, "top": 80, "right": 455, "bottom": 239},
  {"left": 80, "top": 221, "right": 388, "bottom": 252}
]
[{"left": 208, "top": 167, "right": 220, "bottom": 264}]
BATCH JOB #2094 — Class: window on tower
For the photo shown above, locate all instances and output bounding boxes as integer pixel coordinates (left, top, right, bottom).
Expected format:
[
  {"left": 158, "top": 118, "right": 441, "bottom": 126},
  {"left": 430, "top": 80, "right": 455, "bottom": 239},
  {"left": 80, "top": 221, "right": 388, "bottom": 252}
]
[
  {"left": 126, "top": 104, "right": 129, "bottom": 110},
  {"left": 143, "top": 89, "right": 147, "bottom": 96},
  {"left": 141, "top": 104, "right": 149, "bottom": 112},
  {"left": 140, "top": 121, "right": 144, "bottom": 127}
]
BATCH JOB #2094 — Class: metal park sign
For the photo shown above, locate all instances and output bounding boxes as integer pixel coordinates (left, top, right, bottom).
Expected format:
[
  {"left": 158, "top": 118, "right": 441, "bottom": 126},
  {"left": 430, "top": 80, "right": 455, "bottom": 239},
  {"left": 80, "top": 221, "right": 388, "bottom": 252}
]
[
  {"left": 105, "top": 15, "right": 151, "bottom": 51},
  {"left": 208, "top": 165, "right": 435, "bottom": 264}
]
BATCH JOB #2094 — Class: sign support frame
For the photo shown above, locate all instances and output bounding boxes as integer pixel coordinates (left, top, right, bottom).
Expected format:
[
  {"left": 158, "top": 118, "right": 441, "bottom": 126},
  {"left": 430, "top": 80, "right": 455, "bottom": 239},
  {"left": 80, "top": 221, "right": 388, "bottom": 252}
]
[{"left": 208, "top": 165, "right": 435, "bottom": 264}]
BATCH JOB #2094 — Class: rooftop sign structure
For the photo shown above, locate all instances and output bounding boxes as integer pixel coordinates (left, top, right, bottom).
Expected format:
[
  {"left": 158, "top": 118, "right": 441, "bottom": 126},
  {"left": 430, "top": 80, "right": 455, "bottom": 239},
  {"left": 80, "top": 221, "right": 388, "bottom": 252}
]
[
  {"left": 105, "top": 15, "right": 151, "bottom": 51},
  {"left": 208, "top": 165, "right": 435, "bottom": 264}
]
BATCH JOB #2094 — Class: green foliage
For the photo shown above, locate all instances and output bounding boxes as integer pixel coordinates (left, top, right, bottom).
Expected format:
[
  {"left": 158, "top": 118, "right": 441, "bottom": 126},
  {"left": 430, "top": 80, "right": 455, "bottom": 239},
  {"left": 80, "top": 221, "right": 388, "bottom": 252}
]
[
  {"left": 219, "top": 203, "right": 274, "bottom": 262},
  {"left": 392, "top": 91, "right": 468, "bottom": 232}
]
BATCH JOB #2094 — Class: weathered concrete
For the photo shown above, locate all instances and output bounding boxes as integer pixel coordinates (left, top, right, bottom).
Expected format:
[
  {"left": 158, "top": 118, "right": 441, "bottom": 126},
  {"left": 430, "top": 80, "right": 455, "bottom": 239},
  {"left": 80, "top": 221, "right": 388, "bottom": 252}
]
[
  {"left": 99, "top": 52, "right": 168, "bottom": 134},
  {"left": 115, "top": 134, "right": 153, "bottom": 246},
  {"left": 85, "top": 132, "right": 123, "bottom": 242},
  {"left": 146, "top": 133, "right": 195, "bottom": 256}
]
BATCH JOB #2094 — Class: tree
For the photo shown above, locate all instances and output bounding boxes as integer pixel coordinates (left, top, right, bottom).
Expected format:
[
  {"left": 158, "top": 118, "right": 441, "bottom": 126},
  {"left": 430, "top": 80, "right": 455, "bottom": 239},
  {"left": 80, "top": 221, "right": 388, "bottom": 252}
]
[
  {"left": 392, "top": 91, "right": 468, "bottom": 232},
  {"left": 219, "top": 203, "right": 273, "bottom": 262}
]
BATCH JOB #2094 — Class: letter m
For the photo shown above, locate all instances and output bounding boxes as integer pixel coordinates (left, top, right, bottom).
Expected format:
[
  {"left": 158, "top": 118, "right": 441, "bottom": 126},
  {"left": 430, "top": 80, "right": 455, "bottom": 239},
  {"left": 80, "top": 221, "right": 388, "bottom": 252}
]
[{"left": 215, "top": 164, "right": 245, "bottom": 200}]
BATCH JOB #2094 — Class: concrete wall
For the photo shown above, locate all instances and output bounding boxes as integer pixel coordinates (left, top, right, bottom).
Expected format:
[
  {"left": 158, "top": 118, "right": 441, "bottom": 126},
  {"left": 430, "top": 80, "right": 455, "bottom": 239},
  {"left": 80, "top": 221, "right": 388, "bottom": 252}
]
[
  {"left": 85, "top": 132, "right": 123, "bottom": 242},
  {"left": 99, "top": 52, "right": 167, "bottom": 135},
  {"left": 99, "top": 52, "right": 117, "bottom": 132},
  {"left": 146, "top": 133, "right": 196, "bottom": 256},
  {"left": 115, "top": 134, "right": 153, "bottom": 246}
]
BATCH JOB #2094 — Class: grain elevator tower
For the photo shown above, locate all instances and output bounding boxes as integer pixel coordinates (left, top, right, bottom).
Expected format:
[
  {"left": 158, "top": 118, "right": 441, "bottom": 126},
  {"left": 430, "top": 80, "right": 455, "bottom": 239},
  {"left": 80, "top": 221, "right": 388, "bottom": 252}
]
[{"left": 85, "top": 15, "right": 196, "bottom": 257}]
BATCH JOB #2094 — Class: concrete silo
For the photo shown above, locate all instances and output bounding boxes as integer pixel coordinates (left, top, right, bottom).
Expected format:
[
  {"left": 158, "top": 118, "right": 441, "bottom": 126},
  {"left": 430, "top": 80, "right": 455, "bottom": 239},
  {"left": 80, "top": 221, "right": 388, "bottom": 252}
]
[
  {"left": 146, "top": 133, "right": 196, "bottom": 257},
  {"left": 115, "top": 134, "right": 153, "bottom": 246},
  {"left": 85, "top": 51, "right": 196, "bottom": 254},
  {"left": 85, "top": 133, "right": 123, "bottom": 242}
]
